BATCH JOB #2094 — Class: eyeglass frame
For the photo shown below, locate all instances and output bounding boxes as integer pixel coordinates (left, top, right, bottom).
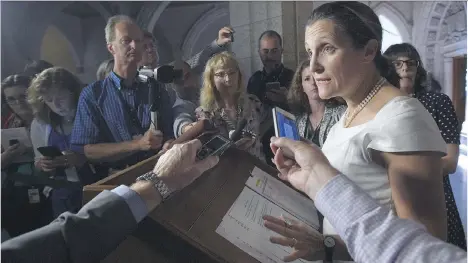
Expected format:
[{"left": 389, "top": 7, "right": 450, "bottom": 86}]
[{"left": 391, "top": 59, "right": 420, "bottom": 69}]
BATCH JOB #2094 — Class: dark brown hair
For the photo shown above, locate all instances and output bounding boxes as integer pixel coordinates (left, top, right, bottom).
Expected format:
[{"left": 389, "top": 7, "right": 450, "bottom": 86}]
[
  {"left": 384, "top": 43, "right": 431, "bottom": 94},
  {"left": 28, "top": 67, "right": 83, "bottom": 127},
  {"left": 287, "top": 60, "right": 342, "bottom": 115},
  {"left": 23, "top": 60, "right": 54, "bottom": 78},
  {"left": 1, "top": 74, "right": 32, "bottom": 107},
  {"left": 307, "top": 2, "right": 398, "bottom": 86}
]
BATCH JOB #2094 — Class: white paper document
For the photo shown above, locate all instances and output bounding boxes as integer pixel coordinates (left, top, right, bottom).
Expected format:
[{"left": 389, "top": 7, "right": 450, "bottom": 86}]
[
  {"left": 1, "top": 127, "right": 34, "bottom": 163},
  {"left": 216, "top": 167, "right": 320, "bottom": 263}
]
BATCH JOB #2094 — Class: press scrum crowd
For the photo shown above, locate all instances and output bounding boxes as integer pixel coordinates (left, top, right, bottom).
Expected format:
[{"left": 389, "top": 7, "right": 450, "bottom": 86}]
[{"left": 1, "top": 2, "right": 466, "bottom": 263}]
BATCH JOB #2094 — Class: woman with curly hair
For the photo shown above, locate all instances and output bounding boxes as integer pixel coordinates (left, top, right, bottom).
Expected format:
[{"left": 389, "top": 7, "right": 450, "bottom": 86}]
[
  {"left": 287, "top": 59, "right": 346, "bottom": 147},
  {"left": 195, "top": 51, "right": 267, "bottom": 161}
]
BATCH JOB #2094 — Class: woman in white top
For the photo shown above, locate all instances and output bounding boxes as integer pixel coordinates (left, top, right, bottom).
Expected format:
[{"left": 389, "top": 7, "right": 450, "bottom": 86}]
[
  {"left": 28, "top": 67, "right": 104, "bottom": 218},
  {"left": 263, "top": 2, "right": 448, "bottom": 262}
]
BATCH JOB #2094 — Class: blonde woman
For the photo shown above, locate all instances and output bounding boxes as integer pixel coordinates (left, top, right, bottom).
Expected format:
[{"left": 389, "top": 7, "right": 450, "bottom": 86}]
[{"left": 195, "top": 51, "right": 266, "bottom": 161}]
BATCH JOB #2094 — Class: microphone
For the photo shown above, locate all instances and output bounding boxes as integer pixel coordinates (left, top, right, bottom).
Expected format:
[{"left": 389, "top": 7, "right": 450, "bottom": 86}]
[
  {"left": 139, "top": 65, "right": 183, "bottom": 84},
  {"left": 166, "top": 119, "right": 217, "bottom": 149},
  {"left": 229, "top": 119, "right": 248, "bottom": 142},
  {"left": 147, "top": 77, "right": 161, "bottom": 130}
]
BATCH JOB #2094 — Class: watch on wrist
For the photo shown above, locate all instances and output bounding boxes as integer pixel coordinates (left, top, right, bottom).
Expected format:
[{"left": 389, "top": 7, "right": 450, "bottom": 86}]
[
  {"left": 323, "top": 235, "right": 335, "bottom": 263},
  {"left": 136, "top": 171, "right": 174, "bottom": 200}
]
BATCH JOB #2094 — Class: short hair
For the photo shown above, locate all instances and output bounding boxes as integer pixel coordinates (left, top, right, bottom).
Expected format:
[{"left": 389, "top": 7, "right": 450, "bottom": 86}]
[
  {"left": 23, "top": 60, "right": 54, "bottom": 77},
  {"left": 28, "top": 67, "right": 83, "bottom": 127},
  {"left": 96, "top": 59, "right": 114, "bottom": 80},
  {"left": 105, "top": 15, "right": 135, "bottom": 44},
  {"left": 200, "top": 51, "right": 245, "bottom": 112},
  {"left": 258, "top": 30, "right": 283, "bottom": 48}
]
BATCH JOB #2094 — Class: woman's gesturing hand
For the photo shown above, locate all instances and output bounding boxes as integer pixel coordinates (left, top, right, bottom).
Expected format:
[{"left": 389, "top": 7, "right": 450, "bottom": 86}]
[{"left": 263, "top": 214, "right": 324, "bottom": 262}]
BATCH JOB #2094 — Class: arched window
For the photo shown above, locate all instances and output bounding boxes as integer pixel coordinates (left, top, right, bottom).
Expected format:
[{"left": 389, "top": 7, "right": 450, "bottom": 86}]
[
  {"left": 40, "top": 25, "right": 77, "bottom": 74},
  {"left": 379, "top": 14, "right": 403, "bottom": 52}
]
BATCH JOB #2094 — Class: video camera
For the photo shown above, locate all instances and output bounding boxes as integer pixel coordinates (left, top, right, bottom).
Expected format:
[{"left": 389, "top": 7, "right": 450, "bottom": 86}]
[{"left": 139, "top": 65, "right": 183, "bottom": 84}]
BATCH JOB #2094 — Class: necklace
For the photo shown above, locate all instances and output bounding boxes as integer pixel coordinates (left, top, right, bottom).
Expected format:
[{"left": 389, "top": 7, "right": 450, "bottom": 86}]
[{"left": 343, "top": 77, "right": 386, "bottom": 128}]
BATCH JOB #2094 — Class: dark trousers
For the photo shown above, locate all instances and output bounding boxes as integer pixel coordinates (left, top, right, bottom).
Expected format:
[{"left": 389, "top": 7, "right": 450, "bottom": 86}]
[
  {"left": 1, "top": 184, "right": 53, "bottom": 238},
  {"left": 50, "top": 187, "right": 83, "bottom": 219}
]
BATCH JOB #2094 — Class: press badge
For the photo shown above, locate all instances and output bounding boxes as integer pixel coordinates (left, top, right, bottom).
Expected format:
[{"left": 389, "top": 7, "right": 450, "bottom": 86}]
[{"left": 28, "top": 188, "right": 40, "bottom": 204}]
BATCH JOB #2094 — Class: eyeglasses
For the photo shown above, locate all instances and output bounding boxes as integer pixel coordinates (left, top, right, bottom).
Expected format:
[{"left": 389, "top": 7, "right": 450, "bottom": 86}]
[
  {"left": 5, "top": 95, "right": 27, "bottom": 105},
  {"left": 214, "top": 70, "right": 238, "bottom": 79},
  {"left": 392, "top": 59, "right": 419, "bottom": 69}
]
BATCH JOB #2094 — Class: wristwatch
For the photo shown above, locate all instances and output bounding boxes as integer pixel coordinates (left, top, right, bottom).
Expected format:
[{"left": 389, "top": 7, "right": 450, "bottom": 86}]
[
  {"left": 323, "top": 236, "right": 336, "bottom": 263},
  {"left": 136, "top": 171, "right": 174, "bottom": 200}
]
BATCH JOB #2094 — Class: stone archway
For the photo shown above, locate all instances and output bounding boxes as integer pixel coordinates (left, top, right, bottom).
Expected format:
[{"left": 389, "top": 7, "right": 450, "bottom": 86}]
[
  {"left": 181, "top": 4, "right": 229, "bottom": 60},
  {"left": 415, "top": 1, "right": 467, "bottom": 96},
  {"left": 40, "top": 25, "right": 78, "bottom": 74},
  {"left": 136, "top": 1, "right": 171, "bottom": 33},
  {"left": 374, "top": 2, "right": 412, "bottom": 44}
]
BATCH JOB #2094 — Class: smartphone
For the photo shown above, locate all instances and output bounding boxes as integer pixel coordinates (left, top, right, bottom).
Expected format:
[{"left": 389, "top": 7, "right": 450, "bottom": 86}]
[
  {"left": 9, "top": 139, "right": 19, "bottom": 146},
  {"left": 272, "top": 107, "right": 300, "bottom": 141},
  {"left": 37, "top": 146, "right": 63, "bottom": 158},
  {"left": 196, "top": 135, "right": 232, "bottom": 160},
  {"left": 230, "top": 32, "right": 234, "bottom": 42},
  {"left": 266, "top": 82, "right": 281, "bottom": 91}
]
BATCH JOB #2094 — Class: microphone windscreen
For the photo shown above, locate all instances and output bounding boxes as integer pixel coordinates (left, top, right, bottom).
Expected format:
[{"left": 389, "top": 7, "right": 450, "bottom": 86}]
[{"left": 230, "top": 119, "right": 247, "bottom": 141}]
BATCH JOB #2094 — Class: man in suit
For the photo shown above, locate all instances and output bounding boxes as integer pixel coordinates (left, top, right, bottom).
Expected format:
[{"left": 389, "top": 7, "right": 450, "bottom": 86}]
[{"left": 1, "top": 139, "right": 219, "bottom": 263}]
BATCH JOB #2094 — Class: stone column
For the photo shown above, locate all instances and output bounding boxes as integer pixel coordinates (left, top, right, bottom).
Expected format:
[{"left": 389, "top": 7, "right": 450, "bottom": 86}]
[
  {"left": 229, "top": 2, "right": 323, "bottom": 79},
  {"left": 444, "top": 56, "right": 454, "bottom": 99}
]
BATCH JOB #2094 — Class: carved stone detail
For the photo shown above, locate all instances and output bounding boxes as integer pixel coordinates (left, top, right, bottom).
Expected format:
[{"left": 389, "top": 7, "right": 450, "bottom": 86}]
[
  {"left": 428, "top": 30, "right": 437, "bottom": 41},
  {"left": 136, "top": 2, "right": 161, "bottom": 31},
  {"left": 434, "top": 3, "right": 446, "bottom": 15}
]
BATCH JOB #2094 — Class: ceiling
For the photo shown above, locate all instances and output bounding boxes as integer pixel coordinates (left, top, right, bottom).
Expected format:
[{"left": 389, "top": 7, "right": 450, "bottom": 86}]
[{"left": 62, "top": 2, "right": 101, "bottom": 18}]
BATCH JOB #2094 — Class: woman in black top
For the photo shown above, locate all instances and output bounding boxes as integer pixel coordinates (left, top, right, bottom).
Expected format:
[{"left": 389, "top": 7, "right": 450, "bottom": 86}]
[{"left": 385, "top": 43, "right": 466, "bottom": 250}]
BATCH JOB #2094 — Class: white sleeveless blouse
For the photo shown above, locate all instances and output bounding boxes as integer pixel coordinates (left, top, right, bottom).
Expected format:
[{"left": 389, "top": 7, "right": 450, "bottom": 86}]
[{"left": 320, "top": 96, "right": 447, "bottom": 262}]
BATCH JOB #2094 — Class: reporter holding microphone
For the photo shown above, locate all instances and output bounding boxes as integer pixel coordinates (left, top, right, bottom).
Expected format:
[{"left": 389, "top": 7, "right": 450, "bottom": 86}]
[{"left": 263, "top": 137, "right": 466, "bottom": 263}]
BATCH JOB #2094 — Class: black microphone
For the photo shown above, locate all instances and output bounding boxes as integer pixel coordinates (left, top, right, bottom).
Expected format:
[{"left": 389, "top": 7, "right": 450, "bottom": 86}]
[
  {"left": 147, "top": 78, "right": 162, "bottom": 130},
  {"left": 229, "top": 119, "right": 248, "bottom": 142}
]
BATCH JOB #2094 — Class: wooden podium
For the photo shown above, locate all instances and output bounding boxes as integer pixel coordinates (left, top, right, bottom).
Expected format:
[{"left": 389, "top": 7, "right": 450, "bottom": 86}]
[{"left": 83, "top": 147, "right": 279, "bottom": 262}]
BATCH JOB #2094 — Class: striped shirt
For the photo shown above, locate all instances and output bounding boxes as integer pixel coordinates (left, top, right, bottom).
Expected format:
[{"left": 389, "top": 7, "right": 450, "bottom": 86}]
[{"left": 316, "top": 174, "right": 467, "bottom": 263}]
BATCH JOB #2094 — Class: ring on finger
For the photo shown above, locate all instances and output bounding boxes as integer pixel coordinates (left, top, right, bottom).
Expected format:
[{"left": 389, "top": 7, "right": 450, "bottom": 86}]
[
  {"left": 290, "top": 238, "right": 298, "bottom": 248},
  {"left": 284, "top": 221, "right": 292, "bottom": 229}
]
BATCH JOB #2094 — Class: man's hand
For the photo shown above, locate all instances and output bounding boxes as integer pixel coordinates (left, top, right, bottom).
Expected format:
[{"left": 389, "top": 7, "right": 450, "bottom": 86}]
[
  {"left": 235, "top": 137, "right": 256, "bottom": 151},
  {"left": 162, "top": 139, "right": 174, "bottom": 152},
  {"left": 216, "top": 26, "right": 234, "bottom": 46},
  {"left": 154, "top": 139, "right": 219, "bottom": 191},
  {"left": 36, "top": 156, "right": 69, "bottom": 172},
  {"left": 266, "top": 86, "right": 288, "bottom": 103},
  {"left": 137, "top": 129, "right": 163, "bottom": 151},
  {"left": 270, "top": 137, "right": 339, "bottom": 200}
]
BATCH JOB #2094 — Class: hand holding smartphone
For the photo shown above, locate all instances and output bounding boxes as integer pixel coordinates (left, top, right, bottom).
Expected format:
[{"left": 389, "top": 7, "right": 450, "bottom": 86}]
[
  {"left": 272, "top": 107, "right": 300, "bottom": 141},
  {"left": 37, "top": 146, "right": 63, "bottom": 158}
]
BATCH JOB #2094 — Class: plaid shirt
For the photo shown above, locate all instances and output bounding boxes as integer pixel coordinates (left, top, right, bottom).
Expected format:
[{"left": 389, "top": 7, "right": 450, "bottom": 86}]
[{"left": 316, "top": 174, "right": 467, "bottom": 263}]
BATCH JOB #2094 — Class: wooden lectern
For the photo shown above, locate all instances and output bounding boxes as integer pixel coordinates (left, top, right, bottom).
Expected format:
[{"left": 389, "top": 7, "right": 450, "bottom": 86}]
[{"left": 83, "top": 147, "right": 279, "bottom": 262}]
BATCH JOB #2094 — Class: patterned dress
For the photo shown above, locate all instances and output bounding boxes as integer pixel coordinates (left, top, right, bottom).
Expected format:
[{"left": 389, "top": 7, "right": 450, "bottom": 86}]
[
  {"left": 195, "top": 94, "right": 266, "bottom": 161},
  {"left": 415, "top": 91, "right": 466, "bottom": 250},
  {"left": 296, "top": 104, "right": 347, "bottom": 148}
]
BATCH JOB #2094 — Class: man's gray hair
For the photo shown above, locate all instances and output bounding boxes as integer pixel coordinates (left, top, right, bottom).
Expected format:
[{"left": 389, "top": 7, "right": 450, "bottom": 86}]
[{"left": 105, "top": 15, "right": 135, "bottom": 44}]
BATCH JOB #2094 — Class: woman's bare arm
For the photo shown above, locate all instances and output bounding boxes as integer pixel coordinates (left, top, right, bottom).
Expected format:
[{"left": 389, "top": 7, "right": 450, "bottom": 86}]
[{"left": 378, "top": 151, "right": 447, "bottom": 240}]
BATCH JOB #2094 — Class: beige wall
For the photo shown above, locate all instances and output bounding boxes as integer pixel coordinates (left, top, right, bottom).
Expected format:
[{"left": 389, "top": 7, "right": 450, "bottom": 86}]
[{"left": 40, "top": 25, "right": 77, "bottom": 74}]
